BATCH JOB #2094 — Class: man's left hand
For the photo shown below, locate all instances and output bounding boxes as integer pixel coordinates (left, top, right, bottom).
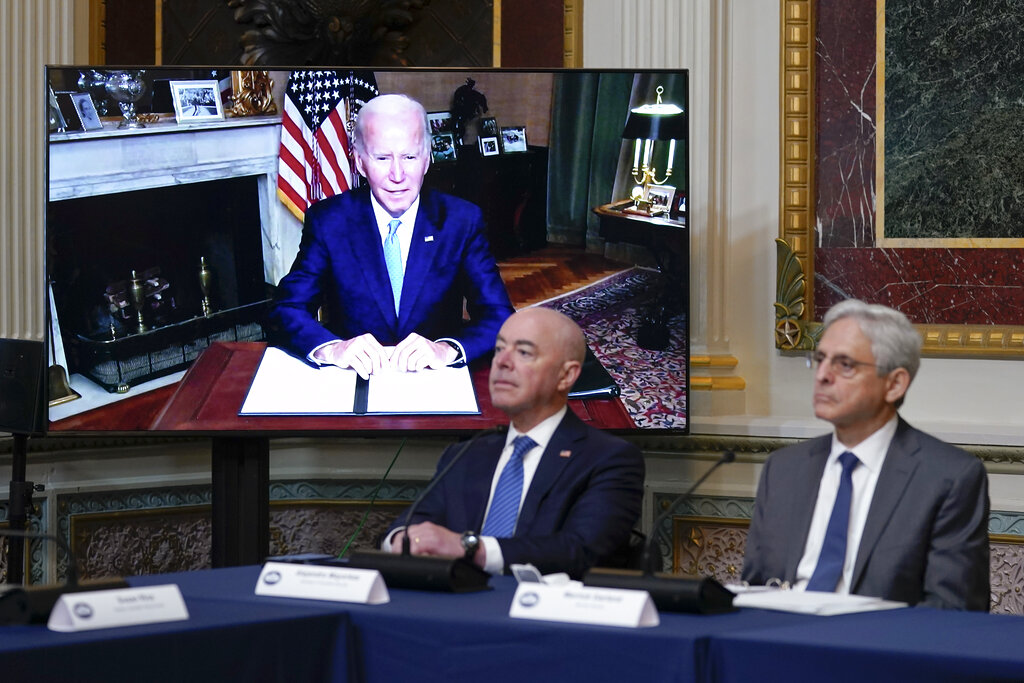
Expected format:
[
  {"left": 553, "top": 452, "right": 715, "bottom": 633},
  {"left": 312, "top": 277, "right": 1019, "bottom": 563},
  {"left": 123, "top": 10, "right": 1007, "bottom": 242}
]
[{"left": 390, "top": 333, "right": 458, "bottom": 372}]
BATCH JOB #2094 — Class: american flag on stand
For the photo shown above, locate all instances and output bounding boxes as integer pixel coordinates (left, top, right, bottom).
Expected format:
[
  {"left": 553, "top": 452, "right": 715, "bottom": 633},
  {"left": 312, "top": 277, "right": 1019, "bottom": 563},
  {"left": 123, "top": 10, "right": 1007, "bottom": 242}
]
[{"left": 277, "top": 70, "right": 379, "bottom": 221}]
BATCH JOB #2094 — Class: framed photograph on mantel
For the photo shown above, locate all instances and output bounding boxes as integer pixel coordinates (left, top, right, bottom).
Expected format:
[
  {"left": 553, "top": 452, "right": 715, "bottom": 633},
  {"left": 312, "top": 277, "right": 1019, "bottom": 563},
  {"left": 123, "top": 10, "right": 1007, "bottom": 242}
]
[
  {"left": 170, "top": 80, "right": 225, "bottom": 124},
  {"left": 427, "top": 110, "right": 453, "bottom": 134},
  {"left": 478, "top": 135, "right": 500, "bottom": 157},
  {"left": 500, "top": 126, "right": 527, "bottom": 153},
  {"left": 430, "top": 132, "right": 457, "bottom": 162}
]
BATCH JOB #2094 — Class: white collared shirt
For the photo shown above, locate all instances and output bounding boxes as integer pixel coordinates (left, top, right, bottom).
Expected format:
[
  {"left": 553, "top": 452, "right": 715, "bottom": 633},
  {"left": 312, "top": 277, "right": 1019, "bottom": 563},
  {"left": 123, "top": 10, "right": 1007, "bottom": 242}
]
[
  {"left": 794, "top": 414, "right": 899, "bottom": 593},
  {"left": 369, "top": 193, "right": 419, "bottom": 271},
  {"left": 480, "top": 405, "right": 568, "bottom": 574}
]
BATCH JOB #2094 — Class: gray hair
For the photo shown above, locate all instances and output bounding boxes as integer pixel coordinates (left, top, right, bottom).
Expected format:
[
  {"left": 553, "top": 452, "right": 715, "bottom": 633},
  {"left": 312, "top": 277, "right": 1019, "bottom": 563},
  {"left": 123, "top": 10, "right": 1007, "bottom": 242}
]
[
  {"left": 823, "top": 299, "right": 922, "bottom": 383},
  {"left": 351, "top": 93, "right": 431, "bottom": 158}
]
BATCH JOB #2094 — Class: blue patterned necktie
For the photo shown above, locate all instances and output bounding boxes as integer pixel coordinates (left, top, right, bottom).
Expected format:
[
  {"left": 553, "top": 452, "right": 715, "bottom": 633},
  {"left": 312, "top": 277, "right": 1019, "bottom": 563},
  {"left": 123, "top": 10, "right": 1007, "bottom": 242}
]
[
  {"left": 806, "top": 451, "right": 860, "bottom": 592},
  {"left": 481, "top": 435, "right": 537, "bottom": 538},
  {"left": 383, "top": 219, "right": 403, "bottom": 315}
]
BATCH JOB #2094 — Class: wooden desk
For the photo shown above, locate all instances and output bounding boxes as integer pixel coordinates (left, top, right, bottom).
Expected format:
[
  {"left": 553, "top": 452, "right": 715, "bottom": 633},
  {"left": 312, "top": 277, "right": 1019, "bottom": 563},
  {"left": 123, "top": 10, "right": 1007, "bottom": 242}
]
[
  {"left": 593, "top": 201, "right": 690, "bottom": 349},
  {"left": 151, "top": 342, "right": 634, "bottom": 432}
]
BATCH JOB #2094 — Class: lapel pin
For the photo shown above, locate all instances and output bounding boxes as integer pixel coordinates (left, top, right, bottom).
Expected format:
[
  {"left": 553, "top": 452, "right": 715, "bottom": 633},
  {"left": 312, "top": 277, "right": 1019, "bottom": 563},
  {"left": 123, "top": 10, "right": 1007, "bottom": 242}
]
[
  {"left": 424, "top": 235, "right": 434, "bottom": 242},
  {"left": 559, "top": 450, "right": 572, "bottom": 458}
]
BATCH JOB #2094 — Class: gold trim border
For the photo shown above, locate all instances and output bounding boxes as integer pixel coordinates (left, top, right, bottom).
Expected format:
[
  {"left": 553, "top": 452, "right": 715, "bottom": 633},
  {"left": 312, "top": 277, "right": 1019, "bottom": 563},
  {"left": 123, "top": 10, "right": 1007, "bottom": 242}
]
[{"left": 777, "top": 0, "right": 1024, "bottom": 357}]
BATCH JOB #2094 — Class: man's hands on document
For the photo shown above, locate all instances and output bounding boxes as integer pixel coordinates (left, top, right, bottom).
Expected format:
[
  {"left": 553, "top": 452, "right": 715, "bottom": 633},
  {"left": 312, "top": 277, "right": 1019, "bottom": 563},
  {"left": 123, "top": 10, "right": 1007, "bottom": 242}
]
[{"left": 314, "top": 333, "right": 458, "bottom": 378}]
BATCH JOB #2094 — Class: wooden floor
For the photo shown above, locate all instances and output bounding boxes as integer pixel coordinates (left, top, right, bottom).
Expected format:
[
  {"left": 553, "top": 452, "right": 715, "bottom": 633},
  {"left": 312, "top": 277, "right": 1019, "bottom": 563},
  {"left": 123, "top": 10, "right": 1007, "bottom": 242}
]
[{"left": 497, "top": 245, "right": 628, "bottom": 308}]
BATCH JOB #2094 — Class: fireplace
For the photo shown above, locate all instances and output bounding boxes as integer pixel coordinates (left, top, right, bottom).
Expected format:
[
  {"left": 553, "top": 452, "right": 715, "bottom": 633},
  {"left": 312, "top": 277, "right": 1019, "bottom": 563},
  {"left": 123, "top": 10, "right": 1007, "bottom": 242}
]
[{"left": 47, "top": 116, "right": 293, "bottom": 414}]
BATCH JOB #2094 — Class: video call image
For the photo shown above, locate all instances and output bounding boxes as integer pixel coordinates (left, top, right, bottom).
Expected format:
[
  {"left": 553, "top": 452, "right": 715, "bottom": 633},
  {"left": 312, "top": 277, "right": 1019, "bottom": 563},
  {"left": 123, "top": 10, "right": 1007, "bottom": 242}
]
[{"left": 45, "top": 67, "right": 689, "bottom": 434}]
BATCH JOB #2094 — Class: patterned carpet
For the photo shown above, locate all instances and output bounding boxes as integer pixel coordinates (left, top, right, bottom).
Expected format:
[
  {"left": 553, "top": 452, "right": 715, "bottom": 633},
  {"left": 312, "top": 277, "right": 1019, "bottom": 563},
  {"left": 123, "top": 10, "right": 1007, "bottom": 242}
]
[{"left": 535, "top": 267, "right": 688, "bottom": 430}]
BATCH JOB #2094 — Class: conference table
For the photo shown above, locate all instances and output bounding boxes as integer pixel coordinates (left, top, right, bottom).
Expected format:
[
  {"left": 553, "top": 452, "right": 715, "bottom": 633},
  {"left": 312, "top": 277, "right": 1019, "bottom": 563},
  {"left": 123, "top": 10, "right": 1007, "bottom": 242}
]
[{"left": 6, "top": 565, "right": 1021, "bottom": 682}]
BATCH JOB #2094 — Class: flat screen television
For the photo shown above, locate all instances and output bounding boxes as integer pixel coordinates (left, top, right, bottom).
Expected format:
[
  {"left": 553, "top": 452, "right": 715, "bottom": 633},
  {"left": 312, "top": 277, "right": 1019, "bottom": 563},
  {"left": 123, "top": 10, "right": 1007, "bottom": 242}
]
[{"left": 44, "top": 66, "right": 689, "bottom": 436}]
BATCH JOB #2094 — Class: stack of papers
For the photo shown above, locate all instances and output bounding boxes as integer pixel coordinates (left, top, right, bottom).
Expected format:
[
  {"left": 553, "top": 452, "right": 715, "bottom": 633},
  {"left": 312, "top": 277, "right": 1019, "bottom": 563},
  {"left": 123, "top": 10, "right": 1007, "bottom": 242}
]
[{"left": 727, "top": 586, "right": 907, "bottom": 615}]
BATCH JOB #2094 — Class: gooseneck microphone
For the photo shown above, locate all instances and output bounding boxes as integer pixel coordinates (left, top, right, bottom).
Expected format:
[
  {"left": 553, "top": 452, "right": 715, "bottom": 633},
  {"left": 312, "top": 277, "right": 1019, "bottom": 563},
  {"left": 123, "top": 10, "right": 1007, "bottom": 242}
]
[
  {"left": 584, "top": 451, "right": 738, "bottom": 614},
  {"left": 400, "top": 424, "right": 507, "bottom": 556},
  {"left": 640, "top": 450, "right": 736, "bottom": 575},
  {"left": 0, "top": 528, "right": 128, "bottom": 624},
  {"left": 343, "top": 425, "right": 508, "bottom": 592}
]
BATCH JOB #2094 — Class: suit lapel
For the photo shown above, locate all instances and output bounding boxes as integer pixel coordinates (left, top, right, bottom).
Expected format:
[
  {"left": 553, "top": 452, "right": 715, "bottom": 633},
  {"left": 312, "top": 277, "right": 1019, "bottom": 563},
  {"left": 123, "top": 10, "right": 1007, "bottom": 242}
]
[
  {"left": 851, "top": 419, "right": 920, "bottom": 590},
  {"left": 515, "top": 412, "right": 583, "bottom": 533},
  {"left": 398, "top": 190, "right": 442, "bottom": 327},
  {"left": 784, "top": 437, "right": 832, "bottom": 581},
  {"left": 344, "top": 191, "right": 399, "bottom": 325}
]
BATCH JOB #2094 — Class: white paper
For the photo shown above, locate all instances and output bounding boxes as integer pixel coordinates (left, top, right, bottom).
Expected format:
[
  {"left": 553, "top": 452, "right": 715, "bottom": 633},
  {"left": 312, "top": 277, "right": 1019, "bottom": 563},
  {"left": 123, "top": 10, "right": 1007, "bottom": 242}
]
[
  {"left": 240, "top": 346, "right": 356, "bottom": 414},
  {"left": 255, "top": 562, "right": 389, "bottom": 605},
  {"left": 732, "top": 588, "right": 907, "bottom": 615},
  {"left": 365, "top": 365, "right": 478, "bottom": 414},
  {"left": 48, "top": 584, "right": 189, "bottom": 632},
  {"left": 509, "top": 582, "right": 659, "bottom": 628},
  {"left": 239, "top": 346, "right": 478, "bottom": 415}
]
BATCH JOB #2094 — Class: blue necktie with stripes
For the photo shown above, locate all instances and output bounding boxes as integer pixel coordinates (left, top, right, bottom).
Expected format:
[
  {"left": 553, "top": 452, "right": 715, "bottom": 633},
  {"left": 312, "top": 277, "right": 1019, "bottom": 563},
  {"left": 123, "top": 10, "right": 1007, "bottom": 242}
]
[
  {"left": 481, "top": 435, "right": 537, "bottom": 537},
  {"left": 383, "top": 219, "right": 403, "bottom": 315},
  {"left": 806, "top": 451, "right": 860, "bottom": 592}
]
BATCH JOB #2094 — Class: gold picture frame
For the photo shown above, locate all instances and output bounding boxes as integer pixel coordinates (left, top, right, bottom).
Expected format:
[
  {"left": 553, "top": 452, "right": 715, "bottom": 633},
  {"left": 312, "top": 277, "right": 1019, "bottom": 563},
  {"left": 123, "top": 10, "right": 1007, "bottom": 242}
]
[{"left": 777, "top": 0, "right": 1024, "bottom": 357}]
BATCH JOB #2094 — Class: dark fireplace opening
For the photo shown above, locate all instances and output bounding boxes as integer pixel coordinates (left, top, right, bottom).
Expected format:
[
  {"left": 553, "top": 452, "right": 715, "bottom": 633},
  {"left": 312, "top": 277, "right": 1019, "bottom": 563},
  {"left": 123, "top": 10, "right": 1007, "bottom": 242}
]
[{"left": 47, "top": 175, "right": 270, "bottom": 391}]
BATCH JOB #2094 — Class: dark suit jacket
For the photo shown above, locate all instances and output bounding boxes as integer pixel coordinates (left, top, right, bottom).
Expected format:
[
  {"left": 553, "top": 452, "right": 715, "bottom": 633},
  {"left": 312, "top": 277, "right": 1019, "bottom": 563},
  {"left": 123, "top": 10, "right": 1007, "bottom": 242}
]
[
  {"left": 742, "top": 418, "right": 990, "bottom": 610},
  {"left": 268, "top": 186, "right": 514, "bottom": 363},
  {"left": 390, "top": 410, "right": 645, "bottom": 579}
]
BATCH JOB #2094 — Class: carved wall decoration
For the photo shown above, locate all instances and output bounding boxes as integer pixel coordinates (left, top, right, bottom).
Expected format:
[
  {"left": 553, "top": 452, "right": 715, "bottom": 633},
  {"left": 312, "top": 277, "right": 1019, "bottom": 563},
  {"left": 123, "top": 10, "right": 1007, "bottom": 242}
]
[
  {"left": 990, "top": 536, "right": 1024, "bottom": 616},
  {"left": 228, "top": 0, "right": 457, "bottom": 66},
  {"left": 671, "top": 516, "right": 748, "bottom": 587}
]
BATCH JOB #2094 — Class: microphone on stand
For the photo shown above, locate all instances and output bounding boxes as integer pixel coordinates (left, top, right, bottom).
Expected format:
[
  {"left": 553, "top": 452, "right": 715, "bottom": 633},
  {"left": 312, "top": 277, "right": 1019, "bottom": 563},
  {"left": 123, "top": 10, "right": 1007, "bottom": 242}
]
[
  {"left": 584, "top": 451, "right": 738, "bottom": 614},
  {"left": 0, "top": 528, "right": 128, "bottom": 624},
  {"left": 342, "top": 425, "right": 508, "bottom": 592}
]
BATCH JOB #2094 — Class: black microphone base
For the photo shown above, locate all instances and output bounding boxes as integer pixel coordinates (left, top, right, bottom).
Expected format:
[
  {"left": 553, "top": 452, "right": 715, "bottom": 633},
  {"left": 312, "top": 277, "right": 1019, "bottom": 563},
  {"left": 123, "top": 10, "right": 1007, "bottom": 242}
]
[
  {"left": 270, "top": 551, "right": 491, "bottom": 593},
  {"left": 0, "top": 577, "right": 130, "bottom": 625},
  {"left": 346, "top": 550, "right": 491, "bottom": 593},
  {"left": 583, "top": 568, "right": 735, "bottom": 614}
]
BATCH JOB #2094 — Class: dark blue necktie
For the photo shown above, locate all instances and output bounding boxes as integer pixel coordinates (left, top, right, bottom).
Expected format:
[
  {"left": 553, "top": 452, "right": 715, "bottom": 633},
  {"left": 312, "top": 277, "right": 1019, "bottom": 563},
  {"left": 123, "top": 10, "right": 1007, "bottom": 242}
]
[
  {"left": 806, "top": 451, "right": 860, "bottom": 592},
  {"left": 481, "top": 435, "right": 537, "bottom": 538}
]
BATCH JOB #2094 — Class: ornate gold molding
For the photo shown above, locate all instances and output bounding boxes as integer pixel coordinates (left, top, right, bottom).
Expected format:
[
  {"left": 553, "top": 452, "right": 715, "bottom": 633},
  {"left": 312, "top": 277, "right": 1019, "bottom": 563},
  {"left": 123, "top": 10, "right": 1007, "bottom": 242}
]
[
  {"left": 564, "top": 0, "right": 582, "bottom": 68},
  {"left": 778, "top": 0, "right": 1024, "bottom": 357}
]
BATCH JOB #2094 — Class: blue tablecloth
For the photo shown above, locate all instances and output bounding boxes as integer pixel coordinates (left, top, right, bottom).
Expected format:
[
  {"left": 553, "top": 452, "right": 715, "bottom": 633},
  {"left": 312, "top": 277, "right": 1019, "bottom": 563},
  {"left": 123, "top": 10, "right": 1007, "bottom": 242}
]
[
  {"left": 0, "top": 590, "right": 351, "bottom": 683},
  {"left": 135, "top": 566, "right": 813, "bottom": 683},
  {"left": 708, "top": 606, "right": 1024, "bottom": 682}
]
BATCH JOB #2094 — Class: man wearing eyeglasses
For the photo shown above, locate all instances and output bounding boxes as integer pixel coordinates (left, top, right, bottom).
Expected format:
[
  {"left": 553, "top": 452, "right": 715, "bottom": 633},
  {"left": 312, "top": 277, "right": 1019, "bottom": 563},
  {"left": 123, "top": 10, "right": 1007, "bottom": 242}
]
[{"left": 741, "top": 299, "right": 990, "bottom": 610}]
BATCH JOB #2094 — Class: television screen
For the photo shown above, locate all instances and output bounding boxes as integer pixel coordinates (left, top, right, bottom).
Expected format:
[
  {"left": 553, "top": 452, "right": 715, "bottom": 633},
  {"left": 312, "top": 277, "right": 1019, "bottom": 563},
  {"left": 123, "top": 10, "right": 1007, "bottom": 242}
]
[{"left": 45, "top": 66, "right": 689, "bottom": 435}]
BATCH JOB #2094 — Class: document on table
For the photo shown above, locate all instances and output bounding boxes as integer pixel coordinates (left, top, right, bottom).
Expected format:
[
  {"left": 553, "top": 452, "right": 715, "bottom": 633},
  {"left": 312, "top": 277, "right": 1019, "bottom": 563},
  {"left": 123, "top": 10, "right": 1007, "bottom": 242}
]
[
  {"left": 239, "top": 346, "right": 479, "bottom": 415},
  {"left": 727, "top": 586, "right": 908, "bottom": 616}
]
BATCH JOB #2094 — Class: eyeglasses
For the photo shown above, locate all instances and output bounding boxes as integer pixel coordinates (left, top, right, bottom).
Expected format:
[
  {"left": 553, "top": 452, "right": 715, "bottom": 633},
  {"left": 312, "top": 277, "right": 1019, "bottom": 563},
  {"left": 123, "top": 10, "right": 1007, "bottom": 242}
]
[{"left": 807, "top": 351, "right": 878, "bottom": 378}]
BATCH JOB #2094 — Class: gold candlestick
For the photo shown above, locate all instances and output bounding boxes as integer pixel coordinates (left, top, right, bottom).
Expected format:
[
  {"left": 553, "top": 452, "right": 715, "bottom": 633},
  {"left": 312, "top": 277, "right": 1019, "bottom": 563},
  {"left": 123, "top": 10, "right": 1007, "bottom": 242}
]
[
  {"left": 198, "top": 256, "right": 213, "bottom": 316},
  {"left": 129, "top": 269, "right": 147, "bottom": 333}
]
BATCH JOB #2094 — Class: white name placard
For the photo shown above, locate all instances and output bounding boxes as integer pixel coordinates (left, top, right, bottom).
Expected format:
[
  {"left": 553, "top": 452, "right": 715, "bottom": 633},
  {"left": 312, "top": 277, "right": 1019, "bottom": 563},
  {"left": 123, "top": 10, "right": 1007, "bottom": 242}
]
[
  {"left": 255, "top": 562, "right": 389, "bottom": 605},
  {"left": 509, "top": 582, "right": 659, "bottom": 628},
  {"left": 48, "top": 584, "right": 189, "bottom": 632}
]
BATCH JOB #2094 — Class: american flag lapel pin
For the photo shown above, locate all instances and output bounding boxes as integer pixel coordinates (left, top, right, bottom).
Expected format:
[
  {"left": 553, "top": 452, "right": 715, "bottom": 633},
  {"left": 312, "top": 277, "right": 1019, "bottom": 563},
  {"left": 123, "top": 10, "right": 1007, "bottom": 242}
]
[
  {"left": 559, "top": 450, "right": 572, "bottom": 458},
  {"left": 425, "top": 235, "right": 434, "bottom": 242}
]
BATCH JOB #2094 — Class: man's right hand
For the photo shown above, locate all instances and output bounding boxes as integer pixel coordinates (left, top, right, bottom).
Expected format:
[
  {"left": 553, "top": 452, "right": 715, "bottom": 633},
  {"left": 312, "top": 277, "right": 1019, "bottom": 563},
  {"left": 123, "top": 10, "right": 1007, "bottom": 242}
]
[{"left": 313, "top": 334, "right": 390, "bottom": 379}]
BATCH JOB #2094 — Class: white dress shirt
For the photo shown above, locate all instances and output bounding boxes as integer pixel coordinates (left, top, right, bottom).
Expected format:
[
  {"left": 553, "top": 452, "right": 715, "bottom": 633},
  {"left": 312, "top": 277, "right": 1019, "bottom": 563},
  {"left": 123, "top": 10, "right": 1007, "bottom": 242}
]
[
  {"left": 794, "top": 415, "right": 899, "bottom": 593},
  {"left": 382, "top": 405, "right": 567, "bottom": 575}
]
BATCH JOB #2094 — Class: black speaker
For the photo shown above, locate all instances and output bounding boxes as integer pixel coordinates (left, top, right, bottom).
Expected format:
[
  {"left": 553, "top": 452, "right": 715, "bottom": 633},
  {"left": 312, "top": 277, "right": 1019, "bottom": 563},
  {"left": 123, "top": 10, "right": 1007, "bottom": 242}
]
[{"left": 0, "top": 339, "right": 46, "bottom": 436}]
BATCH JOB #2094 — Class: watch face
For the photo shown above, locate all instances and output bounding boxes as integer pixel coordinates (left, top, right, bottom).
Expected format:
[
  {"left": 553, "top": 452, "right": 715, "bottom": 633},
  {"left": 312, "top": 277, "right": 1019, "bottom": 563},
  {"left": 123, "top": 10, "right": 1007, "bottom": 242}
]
[{"left": 461, "top": 532, "right": 479, "bottom": 553}]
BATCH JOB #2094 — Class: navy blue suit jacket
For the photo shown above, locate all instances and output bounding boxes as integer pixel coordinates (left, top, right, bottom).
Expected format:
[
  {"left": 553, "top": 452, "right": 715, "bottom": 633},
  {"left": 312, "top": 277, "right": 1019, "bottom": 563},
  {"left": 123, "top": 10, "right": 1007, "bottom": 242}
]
[
  {"left": 742, "top": 418, "right": 990, "bottom": 610},
  {"left": 268, "top": 186, "right": 514, "bottom": 363},
  {"left": 391, "top": 410, "right": 645, "bottom": 579}
]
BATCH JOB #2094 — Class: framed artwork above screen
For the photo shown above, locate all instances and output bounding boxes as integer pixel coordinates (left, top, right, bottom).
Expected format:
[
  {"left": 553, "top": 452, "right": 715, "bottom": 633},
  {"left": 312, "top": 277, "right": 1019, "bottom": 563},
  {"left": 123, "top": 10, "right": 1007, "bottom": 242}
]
[{"left": 44, "top": 66, "right": 689, "bottom": 435}]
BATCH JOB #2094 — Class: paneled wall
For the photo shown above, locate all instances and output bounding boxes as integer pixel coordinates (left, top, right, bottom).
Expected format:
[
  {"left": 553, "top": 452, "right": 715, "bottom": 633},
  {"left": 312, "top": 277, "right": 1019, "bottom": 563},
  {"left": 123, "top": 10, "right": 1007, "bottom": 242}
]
[{"left": 0, "top": 0, "right": 77, "bottom": 340}]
